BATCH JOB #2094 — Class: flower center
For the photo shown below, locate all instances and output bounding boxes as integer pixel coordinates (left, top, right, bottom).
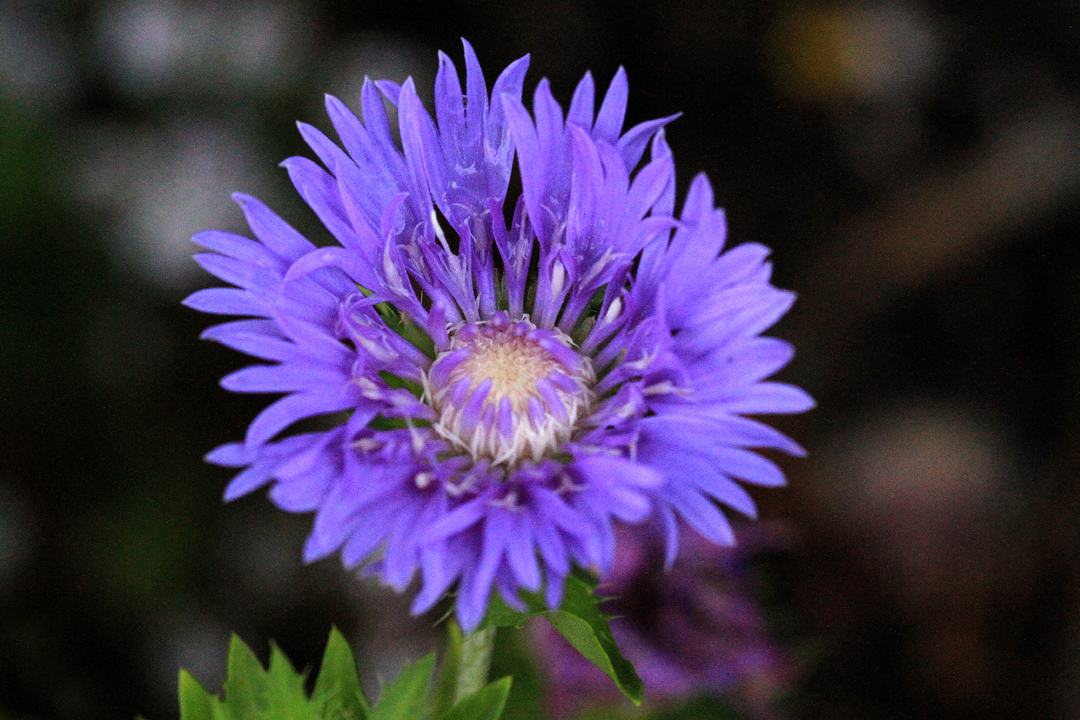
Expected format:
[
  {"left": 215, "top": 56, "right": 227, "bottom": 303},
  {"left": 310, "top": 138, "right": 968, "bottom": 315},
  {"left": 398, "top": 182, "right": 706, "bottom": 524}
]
[{"left": 425, "top": 312, "right": 594, "bottom": 465}]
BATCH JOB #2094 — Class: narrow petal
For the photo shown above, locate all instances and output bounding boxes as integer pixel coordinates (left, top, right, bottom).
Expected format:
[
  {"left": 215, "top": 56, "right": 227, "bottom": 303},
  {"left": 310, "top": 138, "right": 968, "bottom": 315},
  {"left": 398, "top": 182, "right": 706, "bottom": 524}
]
[{"left": 593, "top": 67, "right": 628, "bottom": 142}]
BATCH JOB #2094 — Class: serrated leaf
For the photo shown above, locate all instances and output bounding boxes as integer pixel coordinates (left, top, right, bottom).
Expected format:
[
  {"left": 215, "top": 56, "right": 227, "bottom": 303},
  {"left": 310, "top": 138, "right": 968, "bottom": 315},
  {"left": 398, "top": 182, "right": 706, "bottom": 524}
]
[
  {"left": 477, "top": 567, "right": 601, "bottom": 631},
  {"left": 569, "top": 566, "right": 601, "bottom": 591},
  {"left": 476, "top": 572, "right": 642, "bottom": 705},
  {"left": 546, "top": 576, "right": 644, "bottom": 705},
  {"left": 265, "top": 644, "right": 317, "bottom": 720},
  {"left": 180, "top": 632, "right": 446, "bottom": 720},
  {"left": 312, "top": 628, "right": 371, "bottom": 720},
  {"left": 223, "top": 635, "right": 269, "bottom": 719},
  {"left": 437, "top": 676, "right": 512, "bottom": 720},
  {"left": 370, "top": 653, "right": 436, "bottom": 720},
  {"left": 179, "top": 670, "right": 220, "bottom": 720},
  {"left": 477, "top": 595, "right": 545, "bottom": 630}
]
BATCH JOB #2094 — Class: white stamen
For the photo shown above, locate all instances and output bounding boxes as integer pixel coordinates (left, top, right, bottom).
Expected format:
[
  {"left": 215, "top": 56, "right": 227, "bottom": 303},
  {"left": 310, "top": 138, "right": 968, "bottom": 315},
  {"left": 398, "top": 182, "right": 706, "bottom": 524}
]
[
  {"left": 382, "top": 243, "right": 407, "bottom": 295},
  {"left": 643, "top": 381, "right": 684, "bottom": 396},
  {"left": 603, "top": 297, "right": 623, "bottom": 325},
  {"left": 550, "top": 260, "right": 566, "bottom": 298},
  {"left": 406, "top": 419, "right": 426, "bottom": 454},
  {"left": 445, "top": 473, "right": 479, "bottom": 497},
  {"left": 554, "top": 472, "right": 583, "bottom": 495},
  {"left": 578, "top": 248, "right": 617, "bottom": 287},
  {"left": 623, "top": 349, "right": 658, "bottom": 373},
  {"left": 488, "top": 488, "right": 522, "bottom": 511},
  {"left": 430, "top": 208, "right": 454, "bottom": 255},
  {"left": 414, "top": 471, "right": 434, "bottom": 489},
  {"left": 354, "top": 376, "right": 383, "bottom": 400},
  {"left": 351, "top": 437, "right": 384, "bottom": 452},
  {"left": 355, "top": 334, "right": 398, "bottom": 362}
]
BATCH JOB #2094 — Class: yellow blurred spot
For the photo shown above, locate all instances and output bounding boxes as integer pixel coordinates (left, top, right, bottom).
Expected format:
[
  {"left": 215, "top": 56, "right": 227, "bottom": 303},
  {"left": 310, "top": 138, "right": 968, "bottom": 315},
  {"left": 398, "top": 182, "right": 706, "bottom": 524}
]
[
  {"left": 770, "top": 3, "right": 939, "bottom": 101},
  {"left": 771, "top": 6, "right": 859, "bottom": 99}
]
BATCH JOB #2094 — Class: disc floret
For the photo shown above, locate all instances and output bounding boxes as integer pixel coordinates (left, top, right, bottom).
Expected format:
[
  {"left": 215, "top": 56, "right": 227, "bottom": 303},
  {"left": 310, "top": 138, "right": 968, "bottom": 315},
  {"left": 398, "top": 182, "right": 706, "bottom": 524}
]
[{"left": 426, "top": 311, "right": 595, "bottom": 466}]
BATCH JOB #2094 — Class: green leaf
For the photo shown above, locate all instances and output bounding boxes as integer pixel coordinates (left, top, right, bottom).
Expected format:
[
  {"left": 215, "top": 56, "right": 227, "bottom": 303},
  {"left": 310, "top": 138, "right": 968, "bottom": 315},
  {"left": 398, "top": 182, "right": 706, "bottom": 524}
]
[
  {"left": 476, "top": 572, "right": 643, "bottom": 706},
  {"left": 455, "top": 627, "right": 495, "bottom": 701},
  {"left": 264, "top": 644, "right": 317, "bottom": 720},
  {"left": 547, "top": 575, "right": 644, "bottom": 705},
  {"left": 179, "top": 630, "right": 445, "bottom": 720},
  {"left": 312, "top": 628, "right": 371, "bottom": 720},
  {"left": 370, "top": 654, "right": 436, "bottom": 720},
  {"left": 437, "top": 677, "right": 512, "bottom": 720},
  {"left": 488, "top": 628, "right": 545, "bottom": 720},
  {"left": 179, "top": 670, "right": 220, "bottom": 720},
  {"left": 222, "top": 635, "right": 269, "bottom": 719},
  {"left": 477, "top": 595, "right": 545, "bottom": 630},
  {"left": 431, "top": 622, "right": 464, "bottom": 718}
]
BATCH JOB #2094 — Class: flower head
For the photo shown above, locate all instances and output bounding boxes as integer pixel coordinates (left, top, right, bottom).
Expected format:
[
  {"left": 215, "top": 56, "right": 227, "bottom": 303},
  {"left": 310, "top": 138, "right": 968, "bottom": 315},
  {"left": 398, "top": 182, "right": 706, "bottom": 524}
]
[{"left": 187, "top": 40, "right": 813, "bottom": 631}]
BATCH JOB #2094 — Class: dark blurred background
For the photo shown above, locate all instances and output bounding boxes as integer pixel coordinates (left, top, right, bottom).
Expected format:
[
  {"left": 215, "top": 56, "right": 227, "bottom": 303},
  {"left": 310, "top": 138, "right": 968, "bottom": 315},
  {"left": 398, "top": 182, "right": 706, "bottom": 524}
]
[{"left": 2, "top": 1, "right": 1080, "bottom": 719}]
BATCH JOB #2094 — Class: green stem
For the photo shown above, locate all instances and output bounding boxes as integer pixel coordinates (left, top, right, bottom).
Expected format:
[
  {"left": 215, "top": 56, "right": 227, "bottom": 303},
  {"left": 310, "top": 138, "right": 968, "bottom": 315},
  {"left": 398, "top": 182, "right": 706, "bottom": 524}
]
[{"left": 455, "top": 625, "right": 496, "bottom": 702}]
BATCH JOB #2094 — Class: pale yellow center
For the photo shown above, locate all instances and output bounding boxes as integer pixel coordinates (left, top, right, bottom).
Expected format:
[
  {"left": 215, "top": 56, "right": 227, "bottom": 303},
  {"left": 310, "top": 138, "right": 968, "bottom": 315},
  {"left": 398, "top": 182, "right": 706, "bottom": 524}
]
[
  {"left": 454, "top": 333, "right": 558, "bottom": 412},
  {"left": 425, "top": 320, "right": 596, "bottom": 465}
]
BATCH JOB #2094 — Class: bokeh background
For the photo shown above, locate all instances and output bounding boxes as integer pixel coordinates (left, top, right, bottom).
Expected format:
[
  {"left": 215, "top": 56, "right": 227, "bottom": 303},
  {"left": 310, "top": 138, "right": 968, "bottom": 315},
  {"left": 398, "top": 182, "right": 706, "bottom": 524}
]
[{"left": 2, "top": 1, "right": 1079, "bottom": 719}]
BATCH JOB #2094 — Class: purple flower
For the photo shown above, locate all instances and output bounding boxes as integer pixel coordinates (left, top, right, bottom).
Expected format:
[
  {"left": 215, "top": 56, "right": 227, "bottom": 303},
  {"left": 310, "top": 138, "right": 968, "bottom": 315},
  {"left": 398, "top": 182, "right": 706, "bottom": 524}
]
[{"left": 186, "top": 40, "right": 813, "bottom": 631}]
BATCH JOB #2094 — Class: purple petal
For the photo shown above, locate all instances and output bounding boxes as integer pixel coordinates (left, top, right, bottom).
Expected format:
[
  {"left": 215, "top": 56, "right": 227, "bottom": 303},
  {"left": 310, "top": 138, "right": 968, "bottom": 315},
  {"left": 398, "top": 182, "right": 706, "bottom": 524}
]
[
  {"left": 567, "top": 71, "right": 595, "bottom": 129},
  {"left": 183, "top": 287, "right": 262, "bottom": 317},
  {"left": 233, "top": 193, "right": 315, "bottom": 261},
  {"left": 245, "top": 389, "right": 357, "bottom": 446},
  {"left": 593, "top": 67, "right": 628, "bottom": 142}
]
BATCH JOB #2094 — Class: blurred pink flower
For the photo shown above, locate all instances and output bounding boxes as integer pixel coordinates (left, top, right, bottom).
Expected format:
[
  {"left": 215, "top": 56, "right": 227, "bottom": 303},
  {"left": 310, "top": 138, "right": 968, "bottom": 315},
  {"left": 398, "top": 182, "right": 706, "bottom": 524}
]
[{"left": 535, "top": 522, "right": 799, "bottom": 718}]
